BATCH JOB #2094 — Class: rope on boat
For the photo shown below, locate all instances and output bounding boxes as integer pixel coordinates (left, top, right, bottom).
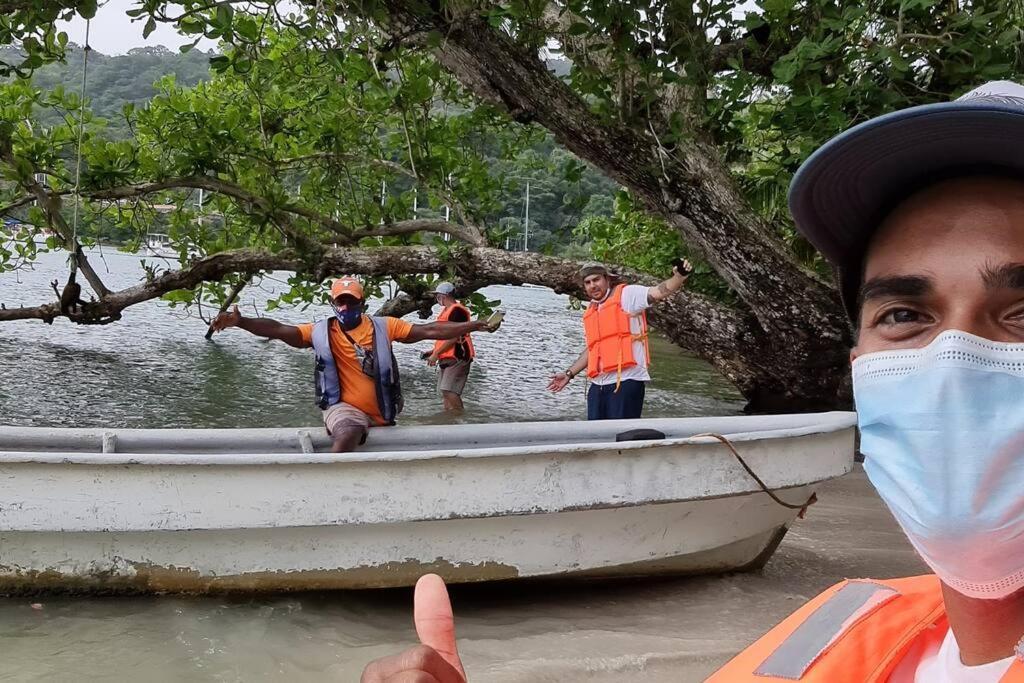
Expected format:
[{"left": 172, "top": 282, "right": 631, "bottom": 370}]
[{"left": 693, "top": 432, "right": 818, "bottom": 519}]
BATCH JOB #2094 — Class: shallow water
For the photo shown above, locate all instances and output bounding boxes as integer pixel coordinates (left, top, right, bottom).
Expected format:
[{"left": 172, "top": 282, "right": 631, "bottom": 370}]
[
  {"left": 0, "top": 248, "right": 743, "bottom": 429},
  {"left": 0, "top": 249, "right": 921, "bottom": 682}
]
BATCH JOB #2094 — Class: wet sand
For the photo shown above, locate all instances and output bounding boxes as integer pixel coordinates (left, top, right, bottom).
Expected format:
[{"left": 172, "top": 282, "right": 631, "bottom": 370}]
[{"left": 0, "top": 467, "right": 923, "bottom": 682}]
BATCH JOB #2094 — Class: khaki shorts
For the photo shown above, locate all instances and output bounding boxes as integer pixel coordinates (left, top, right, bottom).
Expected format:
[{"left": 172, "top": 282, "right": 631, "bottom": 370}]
[
  {"left": 322, "top": 402, "right": 373, "bottom": 435},
  {"left": 438, "top": 359, "right": 471, "bottom": 396}
]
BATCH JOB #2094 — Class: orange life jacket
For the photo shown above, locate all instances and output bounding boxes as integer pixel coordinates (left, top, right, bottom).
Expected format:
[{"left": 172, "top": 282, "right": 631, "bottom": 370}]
[
  {"left": 707, "top": 574, "right": 1024, "bottom": 682},
  {"left": 433, "top": 302, "right": 475, "bottom": 361},
  {"left": 582, "top": 283, "right": 649, "bottom": 385}
]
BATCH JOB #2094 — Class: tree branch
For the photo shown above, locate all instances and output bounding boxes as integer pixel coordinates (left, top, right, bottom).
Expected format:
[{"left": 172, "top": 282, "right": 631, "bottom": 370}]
[
  {"left": 0, "top": 147, "right": 111, "bottom": 299},
  {"left": 0, "top": 194, "right": 37, "bottom": 216},
  {"left": 351, "top": 218, "right": 484, "bottom": 245},
  {"left": 707, "top": 36, "right": 789, "bottom": 77},
  {"left": 0, "top": 244, "right": 744, "bottom": 353}
]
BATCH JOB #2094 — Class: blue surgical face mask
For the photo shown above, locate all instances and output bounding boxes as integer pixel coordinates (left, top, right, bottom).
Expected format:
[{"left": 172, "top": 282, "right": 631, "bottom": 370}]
[
  {"left": 853, "top": 330, "right": 1024, "bottom": 599},
  {"left": 333, "top": 304, "right": 363, "bottom": 330}
]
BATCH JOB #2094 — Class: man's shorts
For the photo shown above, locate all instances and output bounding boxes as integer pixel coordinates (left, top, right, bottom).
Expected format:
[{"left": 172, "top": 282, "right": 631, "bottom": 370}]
[
  {"left": 438, "top": 359, "right": 471, "bottom": 395},
  {"left": 322, "top": 402, "right": 373, "bottom": 435}
]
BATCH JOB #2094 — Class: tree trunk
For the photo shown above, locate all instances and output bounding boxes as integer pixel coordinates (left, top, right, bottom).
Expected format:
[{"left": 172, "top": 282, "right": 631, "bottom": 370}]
[{"left": 367, "top": 3, "right": 854, "bottom": 411}]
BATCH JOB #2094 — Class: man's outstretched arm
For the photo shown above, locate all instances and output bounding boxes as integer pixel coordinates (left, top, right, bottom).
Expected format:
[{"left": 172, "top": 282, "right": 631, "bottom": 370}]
[
  {"left": 646, "top": 259, "right": 692, "bottom": 304},
  {"left": 402, "top": 320, "right": 491, "bottom": 344},
  {"left": 211, "top": 305, "right": 307, "bottom": 348}
]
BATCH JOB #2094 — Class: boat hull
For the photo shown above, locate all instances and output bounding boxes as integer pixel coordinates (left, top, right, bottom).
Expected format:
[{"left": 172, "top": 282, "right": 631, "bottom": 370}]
[
  {"left": 0, "top": 490, "right": 805, "bottom": 593},
  {"left": 0, "top": 414, "right": 855, "bottom": 593}
]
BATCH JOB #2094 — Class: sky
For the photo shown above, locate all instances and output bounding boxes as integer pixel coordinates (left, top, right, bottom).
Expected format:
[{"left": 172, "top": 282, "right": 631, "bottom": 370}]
[{"left": 57, "top": 0, "right": 217, "bottom": 54}]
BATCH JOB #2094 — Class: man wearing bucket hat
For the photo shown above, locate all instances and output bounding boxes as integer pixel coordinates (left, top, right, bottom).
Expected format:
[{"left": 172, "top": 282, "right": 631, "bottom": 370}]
[
  {"left": 546, "top": 259, "right": 691, "bottom": 420},
  {"left": 211, "top": 276, "right": 497, "bottom": 453},
  {"left": 423, "top": 282, "right": 477, "bottom": 412},
  {"left": 359, "top": 81, "right": 1024, "bottom": 682}
]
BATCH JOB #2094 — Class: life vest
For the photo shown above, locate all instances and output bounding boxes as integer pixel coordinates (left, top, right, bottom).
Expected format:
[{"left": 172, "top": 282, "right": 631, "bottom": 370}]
[
  {"left": 312, "top": 316, "right": 404, "bottom": 425},
  {"left": 433, "top": 303, "right": 475, "bottom": 361},
  {"left": 582, "top": 283, "right": 649, "bottom": 386},
  {"left": 707, "top": 574, "right": 1024, "bottom": 682}
]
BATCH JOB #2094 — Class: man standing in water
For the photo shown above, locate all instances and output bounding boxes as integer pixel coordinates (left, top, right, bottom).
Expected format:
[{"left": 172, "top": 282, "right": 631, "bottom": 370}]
[
  {"left": 546, "top": 260, "right": 690, "bottom": 419},
  {"left": 211, "top": 277, "right": 495, "bottom": 453},
  {"left": 361, "top": 81, "right": 1024, "bottom": 682},
  {"left": 424, "top": 282, "right": 474, "bottom": 413}
]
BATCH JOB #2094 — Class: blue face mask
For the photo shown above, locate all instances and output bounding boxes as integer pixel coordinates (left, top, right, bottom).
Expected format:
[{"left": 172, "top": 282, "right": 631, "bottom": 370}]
[
  {"left": 853, "top": 330, "right": 1024, "bottom": 599},
  {"left": 334, "top": 305, "right": 363, "bottom": 330}
]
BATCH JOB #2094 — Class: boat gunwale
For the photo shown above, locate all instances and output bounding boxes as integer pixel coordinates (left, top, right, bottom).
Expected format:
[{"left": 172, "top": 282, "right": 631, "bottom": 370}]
[{"left": 0, "top": 418, "right": 857, "bottom": 466}]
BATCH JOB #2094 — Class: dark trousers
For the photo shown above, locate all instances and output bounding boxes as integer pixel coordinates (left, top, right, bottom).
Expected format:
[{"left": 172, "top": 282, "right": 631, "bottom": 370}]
[{"left": 587, "top": 380, "right": 646, "bottom": 420}]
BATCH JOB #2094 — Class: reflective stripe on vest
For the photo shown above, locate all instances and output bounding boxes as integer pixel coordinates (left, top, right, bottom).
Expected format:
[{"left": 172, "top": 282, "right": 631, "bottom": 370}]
[
  {"left": 754, "top": 581, "right": 899, "bottom": 679},
  {"left": 311, "top": 316, "right": 404, "bottom": 425},
  {"left": 708, "top": 574, "right": 1024, "bottom": 682},
  {"left": 582, "top": 283, "right": 649, "bottom": 384},
  {"left": 433, "top": 303, "right": 474, "bottom": 361}
]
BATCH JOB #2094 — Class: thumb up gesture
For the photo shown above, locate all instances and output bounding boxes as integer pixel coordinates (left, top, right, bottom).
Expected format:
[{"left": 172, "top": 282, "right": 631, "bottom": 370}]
[{"left": 360, "top": 574, "right": 466, "bottom": 682}]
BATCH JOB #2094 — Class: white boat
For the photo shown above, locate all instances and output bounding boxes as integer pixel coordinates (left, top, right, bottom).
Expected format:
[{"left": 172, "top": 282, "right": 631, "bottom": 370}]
[
  {"left": 0, "top": 412, "right": 855, "bottom": 594},
  {"left": 142, "top": 232, "right": 176, "bottom": 258}
]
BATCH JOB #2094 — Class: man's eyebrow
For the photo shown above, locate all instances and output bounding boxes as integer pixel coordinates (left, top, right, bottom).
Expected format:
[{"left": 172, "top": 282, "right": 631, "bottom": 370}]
[
  {"left": 982, "top": 263, "right": 1024, "bottom": 290},
  {"left": 858, "top": 275, "right": 934, "bottom": 303}
]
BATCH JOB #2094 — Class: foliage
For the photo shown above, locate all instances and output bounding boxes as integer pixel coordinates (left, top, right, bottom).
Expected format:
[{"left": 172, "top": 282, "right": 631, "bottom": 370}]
[
  {"left": 1, "top": 40, "right": 616, "bottom": 258},
  {"left": 1, "top": 0, "right": 1023, "bottom": 406},
  {"left": 0, "top": 23, "right": 621, "bottom": 315}
]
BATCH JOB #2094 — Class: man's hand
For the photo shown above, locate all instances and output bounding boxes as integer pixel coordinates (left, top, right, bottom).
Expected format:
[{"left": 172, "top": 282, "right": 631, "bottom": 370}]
[
  {"left": 360, "top": 574, "right": 466, "bottom": 683},
  {"left": 547, "top": 372, "right": 571, "bottom": 393},
  {"left": 672, "top": 258, "right": 692, "bottom": 278},
  {"left": 211, "top": 305, "right": 242, "bottom": 332},
  {"left": 427, "top": 353, "right": 439, "bottom": 367}
]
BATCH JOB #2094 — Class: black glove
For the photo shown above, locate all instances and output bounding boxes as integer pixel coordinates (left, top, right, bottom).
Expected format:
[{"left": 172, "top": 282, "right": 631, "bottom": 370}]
[{"left": 672, "top": 257, "right": 692, "bottom": 277}]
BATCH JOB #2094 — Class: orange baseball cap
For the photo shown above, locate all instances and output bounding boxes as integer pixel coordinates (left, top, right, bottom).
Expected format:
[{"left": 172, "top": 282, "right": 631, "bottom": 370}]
[{"left": 330, "top": 277, "right": 364, "bottom": 300}]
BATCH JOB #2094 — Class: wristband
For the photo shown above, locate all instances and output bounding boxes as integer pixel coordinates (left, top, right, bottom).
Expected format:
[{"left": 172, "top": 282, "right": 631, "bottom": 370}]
[{"left": 565, "top": 369, "right": 575, "bottom": 379}]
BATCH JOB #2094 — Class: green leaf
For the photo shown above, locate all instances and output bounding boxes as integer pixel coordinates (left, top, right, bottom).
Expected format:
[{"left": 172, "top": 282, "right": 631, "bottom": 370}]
[
  {"left": 78, "top": 0, "right": 98, "bottom": 20},
  {"left": 216, "top": 4, "right": 235, "bottom": 28}
]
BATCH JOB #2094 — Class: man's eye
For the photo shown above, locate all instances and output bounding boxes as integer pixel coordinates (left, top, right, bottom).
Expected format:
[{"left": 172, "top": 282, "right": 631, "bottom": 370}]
[{"left": 880, "top": 309, "right": 921, "bottom": 325}]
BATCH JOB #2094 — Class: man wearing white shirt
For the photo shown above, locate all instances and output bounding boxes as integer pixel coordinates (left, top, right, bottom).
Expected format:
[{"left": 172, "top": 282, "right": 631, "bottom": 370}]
[{"left": 547, "top": 260, "right": 690, "bottom": 420}]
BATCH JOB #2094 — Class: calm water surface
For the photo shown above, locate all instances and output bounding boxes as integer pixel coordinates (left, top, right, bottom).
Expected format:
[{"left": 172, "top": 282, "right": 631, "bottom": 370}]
[{"left": 0, "top": 248, "right": 895, "bottom": 682}]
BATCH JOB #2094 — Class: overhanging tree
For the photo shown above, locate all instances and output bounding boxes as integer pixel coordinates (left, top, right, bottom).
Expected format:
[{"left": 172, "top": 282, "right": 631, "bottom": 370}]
[{"left": 1, "top": 0, "right": 1022, "bottom": 411}]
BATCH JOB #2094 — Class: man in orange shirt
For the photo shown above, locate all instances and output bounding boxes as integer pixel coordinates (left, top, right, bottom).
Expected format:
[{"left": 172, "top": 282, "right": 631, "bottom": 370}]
[{"left": 212, "top": 276, "right": 494, "bottom": 452}]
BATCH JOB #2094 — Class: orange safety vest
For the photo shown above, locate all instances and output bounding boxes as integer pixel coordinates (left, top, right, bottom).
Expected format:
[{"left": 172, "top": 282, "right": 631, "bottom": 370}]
[
  {"left": 707, "top": 574, "right": 1024, "bottom": 682},
  {"left": 582, "top": 283, "right": 650, "bottom": 384},
  {"left": 433, "top": 302, "right": 475, "bottom": 361}
]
